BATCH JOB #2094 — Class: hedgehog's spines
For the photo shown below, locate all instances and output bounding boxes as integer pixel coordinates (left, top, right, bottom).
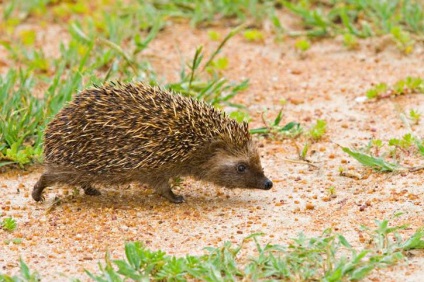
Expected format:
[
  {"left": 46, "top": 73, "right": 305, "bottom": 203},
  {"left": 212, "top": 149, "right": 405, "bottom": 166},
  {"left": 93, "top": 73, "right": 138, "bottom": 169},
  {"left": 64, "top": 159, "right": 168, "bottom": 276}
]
[{"left": 44, "top": 82, "right": 251, "bottom": 173}]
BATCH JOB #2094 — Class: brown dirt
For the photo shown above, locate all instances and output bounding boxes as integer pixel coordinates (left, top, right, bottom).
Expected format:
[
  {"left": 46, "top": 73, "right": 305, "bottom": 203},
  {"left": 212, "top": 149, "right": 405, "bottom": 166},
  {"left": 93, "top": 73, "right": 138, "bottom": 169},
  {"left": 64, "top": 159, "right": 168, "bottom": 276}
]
[{"left": 1, "top": 21, "right": 424, "bottom": 281}]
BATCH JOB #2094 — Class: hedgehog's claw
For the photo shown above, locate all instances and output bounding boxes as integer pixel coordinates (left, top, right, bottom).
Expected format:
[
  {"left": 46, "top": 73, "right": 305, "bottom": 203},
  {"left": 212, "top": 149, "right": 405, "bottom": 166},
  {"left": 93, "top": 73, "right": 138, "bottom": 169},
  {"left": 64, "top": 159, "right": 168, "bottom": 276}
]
[
  {"left": 172, "top": 194, "right": 185, "bottom": 204},
  {"left": 82, "top": 185, "right": 101, "bottom": 196},
  {"left": 33, "top": 194, "right": 45, "bottom": 202},
  {"left": 32, "top": 192, "right": 45, "bottom": 202},
  {"left": 160, "top": 188, "right": 185, "bottom": 204},
  {"left": 32, "top": 186, "right": 46, "bottom": 201}
]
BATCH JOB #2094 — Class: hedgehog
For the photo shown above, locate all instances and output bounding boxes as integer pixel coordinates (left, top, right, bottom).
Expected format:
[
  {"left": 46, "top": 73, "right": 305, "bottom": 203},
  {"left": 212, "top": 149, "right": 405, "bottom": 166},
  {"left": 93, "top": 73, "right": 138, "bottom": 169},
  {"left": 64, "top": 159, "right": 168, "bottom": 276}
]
[{"left": 32, "top": 82, "right": 273, "bottom": 203}]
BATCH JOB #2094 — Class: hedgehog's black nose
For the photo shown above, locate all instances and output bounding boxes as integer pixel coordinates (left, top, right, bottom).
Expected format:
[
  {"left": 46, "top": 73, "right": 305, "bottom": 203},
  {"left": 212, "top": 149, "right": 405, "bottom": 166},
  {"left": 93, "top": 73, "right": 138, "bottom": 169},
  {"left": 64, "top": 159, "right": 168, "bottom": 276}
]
[{"left": 264, "top": 179, "right": 273, "bottom": 190}]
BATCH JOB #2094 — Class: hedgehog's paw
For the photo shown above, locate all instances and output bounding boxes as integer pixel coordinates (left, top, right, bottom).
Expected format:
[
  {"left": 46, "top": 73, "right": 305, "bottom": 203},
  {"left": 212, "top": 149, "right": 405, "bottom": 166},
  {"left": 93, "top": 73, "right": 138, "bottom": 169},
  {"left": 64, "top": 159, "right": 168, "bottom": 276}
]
[
  {"left": 171, "top": 194, "right": 185, "bottom": 204},
  {"left": 82, "top": 185, "right": 101, "bottom": 196},
  {"left": 32, "top": 181, "right": 46, "bottom": 202},
  {"left": 160, "top": 189, "right": 185, "bottom": 204},
  {"left": 32, "top": 192, "right": 45, "bottom": 202}
]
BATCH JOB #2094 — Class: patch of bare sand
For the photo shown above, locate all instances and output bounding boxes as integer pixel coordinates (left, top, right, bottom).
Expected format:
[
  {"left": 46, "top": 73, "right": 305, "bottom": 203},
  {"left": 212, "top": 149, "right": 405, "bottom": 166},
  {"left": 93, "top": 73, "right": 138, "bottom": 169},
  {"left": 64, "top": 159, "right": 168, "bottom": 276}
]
[{"left": 1, "top": 23, "right": 424, "bottom": 281}]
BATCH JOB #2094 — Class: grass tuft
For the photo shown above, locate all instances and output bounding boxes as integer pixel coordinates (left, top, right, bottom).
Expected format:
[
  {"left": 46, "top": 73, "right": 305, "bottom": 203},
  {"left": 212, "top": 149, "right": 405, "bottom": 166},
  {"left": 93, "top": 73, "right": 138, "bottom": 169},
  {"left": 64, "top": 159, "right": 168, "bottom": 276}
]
[
  {"left": 82, "top": 218, "right": 424, "bottom": 281},
  {"left": 250, "top": 109, "right": 303, "bottom": 138},
  {"left": 166, "top": 24, "right": 249, "bottom": 106},
  {"left": 366, "top": 77, "right": 424, "bottom": 100},
  {"left": 2, "top": 217, "right": 422, "bottom": 281},
  {"left": 308, "top": 119, "right": 327, "bottom": 141}
]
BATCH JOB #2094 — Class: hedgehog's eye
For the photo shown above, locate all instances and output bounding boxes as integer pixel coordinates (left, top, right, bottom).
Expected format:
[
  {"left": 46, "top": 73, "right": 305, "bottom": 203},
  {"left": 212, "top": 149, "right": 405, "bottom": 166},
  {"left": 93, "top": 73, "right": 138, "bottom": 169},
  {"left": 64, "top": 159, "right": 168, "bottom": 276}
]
[{"left": 237, "top": 164, "right": 247, "bottom": 173}]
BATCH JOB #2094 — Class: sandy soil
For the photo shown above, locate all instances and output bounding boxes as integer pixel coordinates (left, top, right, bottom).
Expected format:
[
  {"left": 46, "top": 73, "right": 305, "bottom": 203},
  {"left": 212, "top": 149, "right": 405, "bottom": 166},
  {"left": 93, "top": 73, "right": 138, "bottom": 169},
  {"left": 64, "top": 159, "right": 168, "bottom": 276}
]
[{"left": 1, "top": 20, "right": 424, "bottom": 281}]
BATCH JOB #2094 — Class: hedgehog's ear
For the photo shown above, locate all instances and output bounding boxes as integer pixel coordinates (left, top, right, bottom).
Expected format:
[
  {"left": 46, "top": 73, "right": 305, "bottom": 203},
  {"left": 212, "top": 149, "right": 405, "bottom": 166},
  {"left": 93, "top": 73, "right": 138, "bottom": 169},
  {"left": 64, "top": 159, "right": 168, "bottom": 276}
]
[{"left": 209, "top": 140, "right": 226, "bottom": 152}]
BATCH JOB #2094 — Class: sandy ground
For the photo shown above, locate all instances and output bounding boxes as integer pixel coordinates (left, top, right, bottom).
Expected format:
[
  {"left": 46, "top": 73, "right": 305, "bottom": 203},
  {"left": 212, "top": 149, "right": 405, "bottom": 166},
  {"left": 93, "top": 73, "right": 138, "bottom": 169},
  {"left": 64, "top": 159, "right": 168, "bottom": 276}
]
[{"left": 1, "top": 20, "right": 424, "bottom": 281}]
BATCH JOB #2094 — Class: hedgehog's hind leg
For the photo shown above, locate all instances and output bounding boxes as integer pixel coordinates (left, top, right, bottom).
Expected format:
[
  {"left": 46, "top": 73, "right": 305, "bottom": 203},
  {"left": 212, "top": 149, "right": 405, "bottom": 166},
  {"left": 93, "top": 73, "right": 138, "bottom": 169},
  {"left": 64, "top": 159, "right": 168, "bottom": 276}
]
[
  {"left": 32, "top": 173, "right": 55, "bottom": 202},
  {"left": 81, "top": 184, "right": 101, "bottom": 196}
]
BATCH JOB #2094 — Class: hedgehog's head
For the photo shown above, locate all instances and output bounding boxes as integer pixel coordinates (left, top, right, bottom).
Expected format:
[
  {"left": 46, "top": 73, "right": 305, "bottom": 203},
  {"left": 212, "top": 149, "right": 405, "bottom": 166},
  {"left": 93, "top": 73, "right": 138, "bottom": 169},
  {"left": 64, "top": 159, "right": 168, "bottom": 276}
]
[{"left": 200, "top": 139, "right": 273, "bottom": 190}]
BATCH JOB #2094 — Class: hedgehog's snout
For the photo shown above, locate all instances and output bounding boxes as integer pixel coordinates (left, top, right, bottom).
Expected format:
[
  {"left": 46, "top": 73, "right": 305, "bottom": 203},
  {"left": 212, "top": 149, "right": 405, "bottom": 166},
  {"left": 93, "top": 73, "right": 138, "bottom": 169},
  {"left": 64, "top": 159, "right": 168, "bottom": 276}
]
[{"left": 263, "top": 178, "right": 273, "bottom": 190}]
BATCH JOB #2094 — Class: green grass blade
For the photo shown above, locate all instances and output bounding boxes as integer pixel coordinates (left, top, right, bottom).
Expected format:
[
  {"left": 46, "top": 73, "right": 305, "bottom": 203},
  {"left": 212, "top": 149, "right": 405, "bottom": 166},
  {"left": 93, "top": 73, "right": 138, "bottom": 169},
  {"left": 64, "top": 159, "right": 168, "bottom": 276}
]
[{"left": 342, "top": 147, "right": 399, "bottom": 172}]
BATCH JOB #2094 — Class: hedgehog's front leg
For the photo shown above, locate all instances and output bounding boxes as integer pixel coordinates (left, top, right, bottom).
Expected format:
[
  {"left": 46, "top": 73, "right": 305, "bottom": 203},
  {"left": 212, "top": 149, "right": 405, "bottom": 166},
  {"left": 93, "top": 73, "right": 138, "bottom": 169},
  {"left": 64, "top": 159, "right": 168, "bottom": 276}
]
[{"left": 154, "top": 179, "right": 184, "bottom": 204}]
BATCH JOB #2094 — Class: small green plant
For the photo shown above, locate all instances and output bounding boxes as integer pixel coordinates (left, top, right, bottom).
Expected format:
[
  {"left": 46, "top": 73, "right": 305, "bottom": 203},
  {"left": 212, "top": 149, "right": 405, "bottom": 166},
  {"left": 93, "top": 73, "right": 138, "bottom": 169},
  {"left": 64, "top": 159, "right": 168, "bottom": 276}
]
[
  {"left": 308, "top": 119, "right": 326, "bottom": 141},
  {"left": 207, "top": 56, "right": 229, "bottom": 73},
  {"left": 366, "top": 82, "right": 388, "bottom": 99},
  {"left": 409, "top": 109, "right": 421, "bottom": 125},
  {"left": 207, "top": 30, "right": 221, "bottom": 41},
  {"left": 229, "top": 110, "right": 251, "bottom": 123},
  {"left": 243, "top": 29, "right": 265, "bottom": 42},
  {"left": 250, "top": 109, "right": 303, "bottom": 138},
  {"left": 390, "top": 26, "right": 414, "bottom": 55},
  {"left": 327, "top": 186, "right": 336, "bottom": 196},
  {"left": 366, "top": 77, "right": 424, "bottom": 100},
  {"left": 18, "top": 29, "right": 37, "bottom": 46},
  {"left": 294, "top": 38, "right": 311, "bottom": 52},
  {"left": 393, "top": 77, "right": 424, "bottom": 95},
  {"left": 343, "top": 33, "right": 359, "bottom": 50},
  {"left": 2, "top": 217, "right": 17, "bottom": 232},
  {"left": 371, "top": 139, "right": 383, "bottom": 148},
  {"left": 370, "top": 139, "right": 384, "bottom": 155},
  {"left": 388, "top": 133, "right": 414, "bottom": 150}
]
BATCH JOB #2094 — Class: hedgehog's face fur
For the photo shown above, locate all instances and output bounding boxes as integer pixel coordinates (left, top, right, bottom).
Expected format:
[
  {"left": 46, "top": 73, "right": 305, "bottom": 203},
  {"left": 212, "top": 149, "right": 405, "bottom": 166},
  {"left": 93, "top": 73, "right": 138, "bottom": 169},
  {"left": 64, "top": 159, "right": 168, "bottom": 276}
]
[{"left": 200, "top": 140, "right": 273, "bottom": 190}]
